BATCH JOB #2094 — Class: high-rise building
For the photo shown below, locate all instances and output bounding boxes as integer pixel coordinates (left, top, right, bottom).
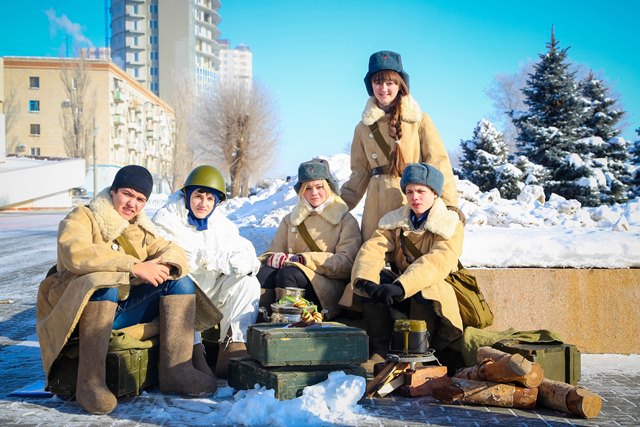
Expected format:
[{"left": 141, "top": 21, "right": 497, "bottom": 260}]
[
  {"left": 218, "top": 39, "right": 252, "bottom": 90},
  {"left": 110, "top": 0, "right": 221, "bottom": 104}
]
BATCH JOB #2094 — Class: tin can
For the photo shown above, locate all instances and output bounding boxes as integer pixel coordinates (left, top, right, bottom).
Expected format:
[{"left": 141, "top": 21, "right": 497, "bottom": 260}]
[{"left": 390, "top": 319, "right": 429, "bottom": 354}]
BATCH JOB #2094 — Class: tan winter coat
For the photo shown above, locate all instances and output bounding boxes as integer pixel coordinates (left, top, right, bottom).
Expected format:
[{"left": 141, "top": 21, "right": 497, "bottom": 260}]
[
  {"left": 36, "top": 189, "right": 221, "bottom": 381},
  {"left": 340, "top": 95, "right": 458, "bottom": 240},
  {"left": 346, "top": 198, "right": 464, "bottom": 340},
  {"left": 262, "top": 194, "right": 362, "bottom": 319}
]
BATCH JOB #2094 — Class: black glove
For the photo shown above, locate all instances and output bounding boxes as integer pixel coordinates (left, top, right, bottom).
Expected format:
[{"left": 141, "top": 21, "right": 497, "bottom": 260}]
[
  {"left": 357, "top": 280, "right": 379, "bottom": 299},
  {"left": 370, "top": 282, "right": 404, "bottom": 306}
]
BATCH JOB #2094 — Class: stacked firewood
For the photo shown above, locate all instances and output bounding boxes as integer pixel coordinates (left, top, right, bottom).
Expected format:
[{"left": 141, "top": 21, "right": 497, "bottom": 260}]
[{"left": 431, "top": 347, "right": 602, "bottom": 419}]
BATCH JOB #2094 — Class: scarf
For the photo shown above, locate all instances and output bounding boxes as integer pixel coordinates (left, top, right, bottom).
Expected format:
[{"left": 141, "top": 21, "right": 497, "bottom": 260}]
[
  {"left": 410, "top": 210, "right": 429, "bottom": 230},
  {"left": 184, "top": 186, "right": 219, "bottom": 231}
]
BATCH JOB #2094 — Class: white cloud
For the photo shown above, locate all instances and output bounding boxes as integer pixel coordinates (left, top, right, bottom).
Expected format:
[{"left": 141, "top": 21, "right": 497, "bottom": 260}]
[{"left": 43, "top": 8, "right": 93, "bottom": 49}]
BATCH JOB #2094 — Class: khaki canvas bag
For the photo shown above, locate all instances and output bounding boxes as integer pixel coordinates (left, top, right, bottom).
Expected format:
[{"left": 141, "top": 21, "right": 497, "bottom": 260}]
[{"left": 400, "top": 234, "right": 494, "bottom": 329}]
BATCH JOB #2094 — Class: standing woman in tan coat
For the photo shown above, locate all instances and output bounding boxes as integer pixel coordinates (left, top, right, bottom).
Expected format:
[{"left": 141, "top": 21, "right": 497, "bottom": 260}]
[
  {"left": 257, "top": 159, "right": 362, "bottom": 320},
  {"left": 340, "top": 50, "right": 459, "bottom": 241}
]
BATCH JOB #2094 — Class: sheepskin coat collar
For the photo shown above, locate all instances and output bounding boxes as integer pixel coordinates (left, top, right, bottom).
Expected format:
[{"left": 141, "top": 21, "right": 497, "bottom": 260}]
[
  {"left": 378, "top": 198, "right": 459, "bottom": 240},
  {"left": 361, "top": 94, "right": 423, "bottom": 126},
  {"left": 289, "top": 194, "right": 350, "bottom": 226},
  {"left": 89, "top": 188, "right": 158, "bottom": 242}
]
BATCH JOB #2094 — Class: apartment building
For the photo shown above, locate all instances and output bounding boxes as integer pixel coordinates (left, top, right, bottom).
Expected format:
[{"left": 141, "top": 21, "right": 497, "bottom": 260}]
[
  {"left": 2, "top": 56, "right": 176, "bottom": 194},
  {"left": 218, "top": 39, "right": 252, "bottom": 90},
  {"left": 111, "top": 0, "right": 222, "bottom": 102}
]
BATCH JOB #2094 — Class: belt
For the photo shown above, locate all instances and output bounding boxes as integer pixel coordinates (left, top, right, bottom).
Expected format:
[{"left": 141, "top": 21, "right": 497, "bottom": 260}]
[{"left": 371, "top": 165, "right": 390, "bottom": 176}]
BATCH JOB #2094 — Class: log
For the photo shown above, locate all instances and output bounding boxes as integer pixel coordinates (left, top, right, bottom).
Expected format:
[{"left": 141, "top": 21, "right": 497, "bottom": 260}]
[
  {"left": 432, "top": 377, "right": 538, "bottom": 409},
  {"left": 538, "top": 378, "right": 602, "bottom": 419},
  {"left": 456, "top": 357, "right": 544, "bottom": 388},
  {"left": 476, "top": 346, "right": 531, "bottom": 372}
]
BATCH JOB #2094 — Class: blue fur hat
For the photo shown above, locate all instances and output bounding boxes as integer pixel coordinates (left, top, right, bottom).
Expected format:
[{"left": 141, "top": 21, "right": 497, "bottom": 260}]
[
  {"left": 293, "top": 159, "right": 340, "bottom": 195},
  {"left": 400, "top": 163, "right": 444, "bottom": 196},
  {"left": 364, "top": 50, "right": 410, "bottom": 96}
]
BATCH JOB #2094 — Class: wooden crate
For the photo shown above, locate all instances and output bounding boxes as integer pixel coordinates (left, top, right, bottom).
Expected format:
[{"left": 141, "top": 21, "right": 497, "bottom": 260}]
[
  {"left": 228, "top": 356, "right": 366, "bottom": 400},
  {"left": 493, "top": 341, "right": 581, "bottom": 385},
  {"left": 48, "top": 345, "right": 159, "bottom": 397},
  {"left": 247, "top": 322, "right": 368, "bottom": 367}
]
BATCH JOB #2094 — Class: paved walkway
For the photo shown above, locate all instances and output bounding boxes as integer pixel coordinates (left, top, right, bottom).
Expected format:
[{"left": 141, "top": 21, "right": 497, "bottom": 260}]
[
  {"left": 1, "top": 211, "right": 638, "bottom": 426},
  {"left": 1, "top": 299, "right": 638, "bottom": 426}
]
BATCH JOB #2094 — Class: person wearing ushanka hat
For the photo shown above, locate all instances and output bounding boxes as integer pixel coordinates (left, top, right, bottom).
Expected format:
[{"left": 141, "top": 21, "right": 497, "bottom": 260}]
[
  {"left": 36, "top": 165, "right": 222, "bottom": 415},
  {"left": 152, "top": 165, "right": 261, "bottom": 379},
  {"left": 257, "top": 158, "right": 362, "bottom": 320},
  {"left": 340, "top": 50, "right": 460, "bottom": 242},
  {"left": 343, "top": 162, "right": 464, "bottom": 373}
]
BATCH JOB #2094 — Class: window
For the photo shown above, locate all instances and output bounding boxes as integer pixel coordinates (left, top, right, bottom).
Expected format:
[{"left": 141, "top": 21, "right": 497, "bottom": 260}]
[
  {"left": 29, "top": 76, "right": 40, "bottom": 89},
  {"left": 29, "top": 100, "right": 40, "bottom": 112},
  {"left": 30, "top": 147, "right": 41, "bottom": 156},
  {"left": 30, "top": 124, "right": 41, "bottom": 135}
]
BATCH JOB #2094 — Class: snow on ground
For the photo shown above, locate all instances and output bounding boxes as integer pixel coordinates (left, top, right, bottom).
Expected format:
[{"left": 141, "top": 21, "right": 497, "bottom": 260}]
[
  {"left": 213, "top": 153, "right": 640, "bottom": 267},
  {"left": 1, "top": 159, "right": 640, "bottom": 424}
]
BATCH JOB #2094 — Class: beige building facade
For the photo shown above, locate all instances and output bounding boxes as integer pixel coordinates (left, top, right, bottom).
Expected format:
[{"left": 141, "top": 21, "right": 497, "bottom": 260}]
[{"left": 2, "top": 56, "right": 176, "bottom": 194}]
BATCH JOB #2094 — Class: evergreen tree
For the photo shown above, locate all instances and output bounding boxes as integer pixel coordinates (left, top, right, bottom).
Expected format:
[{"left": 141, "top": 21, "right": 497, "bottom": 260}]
[
  {"left": 580, "top": 71, "right": 624, "bottom": 141},
  {"left": 630, "top": 127, "right": 640, "bottom": 197},
  {"left": 512, "top": 29, "right": 599, "bottom": 205},
  {"left": 579, "top": 72, "right": 630, "bottom": 203},
  {"left": 459, "top": 119, "right": 521, "bottom": 198}
]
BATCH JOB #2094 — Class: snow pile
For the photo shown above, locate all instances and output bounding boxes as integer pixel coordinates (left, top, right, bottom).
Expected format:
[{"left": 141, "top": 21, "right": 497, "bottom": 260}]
[
  {"left": 223, "top": 372, "right": 366, "bottom": 426},
  {"left": 207, "top": 153, "right": 640, "bottom": 268},
  {"left": 119, "top": 372, "right": 366, "bottom": 426}
]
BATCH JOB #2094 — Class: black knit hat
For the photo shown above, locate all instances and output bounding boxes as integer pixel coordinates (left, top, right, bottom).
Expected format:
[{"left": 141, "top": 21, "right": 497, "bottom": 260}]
[
  {"left": 364, "top": 50, "right": 410, "bottom": 96},
  {"left": 111, "top": 165, "right": 153, "bottom": 199},
  {"left": 400, "top": 163, "right": 444, "bottom": 196},
  {"left": 293, "top": 159, "right": 340, "bottom": 195}
]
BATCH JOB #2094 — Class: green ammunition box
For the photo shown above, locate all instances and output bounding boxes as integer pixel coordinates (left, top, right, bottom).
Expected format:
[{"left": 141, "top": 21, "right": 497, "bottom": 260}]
[
  {"left": 47, "top": 345, "right": 159, "bottom": 397},
  {"left": 228, "top": 356, "right": 367, "bottom": 400},
  {"left": 493, "top": 341, "right": 581, "bottom": 385},
  {"left": 247, "top": 322, "right": 368, "bottom": 367}
]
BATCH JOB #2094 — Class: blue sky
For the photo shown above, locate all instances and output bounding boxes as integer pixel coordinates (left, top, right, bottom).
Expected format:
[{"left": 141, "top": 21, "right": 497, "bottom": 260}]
[{"left": 1, "top": 1, "right": 638, "bottom": 177}]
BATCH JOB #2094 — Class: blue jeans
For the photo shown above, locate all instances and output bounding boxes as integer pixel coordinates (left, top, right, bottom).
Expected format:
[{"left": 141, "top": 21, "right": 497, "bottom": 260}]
[{"left": 89, "top": 276, "right": 195, "bottom": 330}]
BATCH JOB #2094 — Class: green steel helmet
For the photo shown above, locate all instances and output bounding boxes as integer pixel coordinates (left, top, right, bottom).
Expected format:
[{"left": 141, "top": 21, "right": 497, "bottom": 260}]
[{"left": 183, "top": 165, "right": 227, "bottom": 201}]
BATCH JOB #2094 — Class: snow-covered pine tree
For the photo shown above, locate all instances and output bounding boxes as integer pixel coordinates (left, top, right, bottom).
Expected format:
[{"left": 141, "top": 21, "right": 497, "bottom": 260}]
[
  {"left": 630, "top": 127, "right": 640, "bottom": 197},
  {"left": 512, "top": 28, "right": 599, "bottom": 205},
  {"left": 578, "top": 72, "right": 630, "bottom": 204},
  {"left": 459, "top": 119, "right": 521, "bottom": 198},
  {"left": 580, "top": 71, "right": 624, "bottom": 141}
]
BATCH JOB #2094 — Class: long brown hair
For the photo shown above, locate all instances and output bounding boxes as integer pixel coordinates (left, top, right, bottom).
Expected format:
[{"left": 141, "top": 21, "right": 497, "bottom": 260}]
[{"left": 371, "top": 70, "right": 410, "bottom": 177}]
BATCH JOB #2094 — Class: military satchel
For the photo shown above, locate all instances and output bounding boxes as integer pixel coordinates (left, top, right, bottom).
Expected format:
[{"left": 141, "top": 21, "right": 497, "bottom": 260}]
[
  {"left": 445, "top": 261, "right": 494, "bottom": 329},
  {"left": 400, "top": 234, "right": 494, "bottom": 329}
]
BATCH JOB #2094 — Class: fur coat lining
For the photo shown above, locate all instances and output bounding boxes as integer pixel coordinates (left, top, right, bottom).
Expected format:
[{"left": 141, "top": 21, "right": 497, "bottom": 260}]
[
  {"left": 361, "top": 94, "right": 424, "bottom": 126},
  {"left": 289, "top": 194, "right": 350, "bottom": 226},
  {"left": 89, "top": 188, "right": 158, "bottom": 242},
  {"left": 377, "top": 198, "right": 459, "bottom": 240}
]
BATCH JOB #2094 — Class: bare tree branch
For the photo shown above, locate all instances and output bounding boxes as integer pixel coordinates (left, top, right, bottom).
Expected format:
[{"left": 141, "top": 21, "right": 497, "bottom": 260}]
[
  {"left": 484, "top": 61, "right": 534, "bottom": 152},
  {"left": 59, "top": 53, "right": 95, "bottom": 170},
  {"left": 3, "top": 87, "right": 21, "bottom": 152},
  {"left": 196, "top": 80, "right": 280, "bottom": 197},
  {"left": 169, "top": 74, "right": 198, "bottom": 191}
]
